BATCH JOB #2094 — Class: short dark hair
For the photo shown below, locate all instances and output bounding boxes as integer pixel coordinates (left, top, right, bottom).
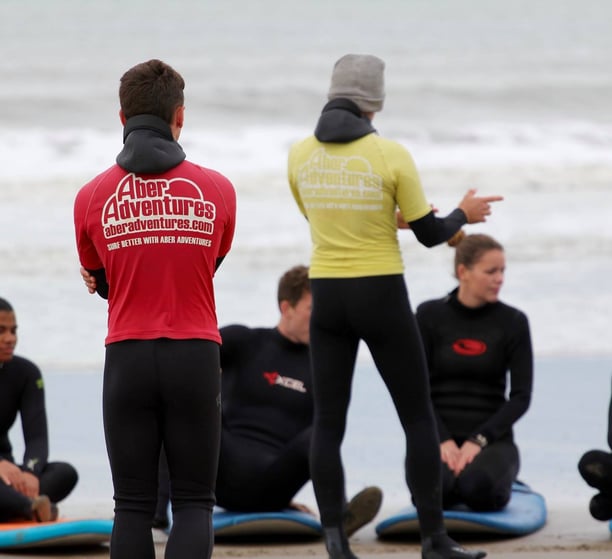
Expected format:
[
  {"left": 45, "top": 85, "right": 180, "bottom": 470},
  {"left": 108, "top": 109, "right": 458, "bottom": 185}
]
[
  {"left": 454, "top": 234, "right": 504, "bottom": 277},
  {"left": 277, "top": 265, "right": 310, "bottom": 308},
  {"left": 0, "top": 298, "right": 13, "bottom": 312},
  {"left": 119, "top": 59, "right": 185, "bottom": 123}
]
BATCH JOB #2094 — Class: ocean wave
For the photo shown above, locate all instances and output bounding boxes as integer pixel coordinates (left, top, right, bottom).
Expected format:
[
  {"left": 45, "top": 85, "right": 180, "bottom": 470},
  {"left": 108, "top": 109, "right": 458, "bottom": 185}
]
[{"left": 1, "top": 121, "right": 612, "bottom": 182}]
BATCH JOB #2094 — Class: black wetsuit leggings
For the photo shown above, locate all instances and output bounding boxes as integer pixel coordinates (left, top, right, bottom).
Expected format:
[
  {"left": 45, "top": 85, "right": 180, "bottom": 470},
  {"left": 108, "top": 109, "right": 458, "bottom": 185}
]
[
  {"left": 156, "top": 427, "right": 311, "bottom": 515},
  {"left": 441, "top": 440, "right": 519, "bottom": 511},
  {"left": 216, "top": 426, "right": 311, "bottom": 511},
  {"left": 104, "top": 339, "right": 221, "bottom": 559},
  {"left": 309, "top": 275, "right": 444, "bottom": 538},
  {"left": 0, "top": 462, "right": 78, "bottom": 521}
]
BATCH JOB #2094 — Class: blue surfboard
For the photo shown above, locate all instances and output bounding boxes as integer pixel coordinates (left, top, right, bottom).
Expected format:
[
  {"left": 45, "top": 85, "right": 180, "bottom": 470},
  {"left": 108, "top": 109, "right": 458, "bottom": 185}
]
[
  {"left": 164, "top": 505, "right": 322, "bottom": 539},
  {"left": 0, "top": 518, "right": 113, "bottom": 549},
  {"left": 212, "top": 508, "right": 322, "bottom": 539},
  {"left": 376, "top": 482, "right": 546, "bottom": 538}
]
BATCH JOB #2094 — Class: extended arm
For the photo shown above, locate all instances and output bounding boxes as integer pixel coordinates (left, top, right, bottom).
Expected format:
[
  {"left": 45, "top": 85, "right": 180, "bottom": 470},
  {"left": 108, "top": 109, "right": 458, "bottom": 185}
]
[{"left": 402, "top": 189, "right": 503, "bottom": 247}]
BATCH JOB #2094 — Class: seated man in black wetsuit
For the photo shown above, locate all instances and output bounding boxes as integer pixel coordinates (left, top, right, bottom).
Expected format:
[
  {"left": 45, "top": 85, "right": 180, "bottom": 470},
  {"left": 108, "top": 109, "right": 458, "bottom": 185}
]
[
  {"left": 151, "top": 265, "right": 382, "bottom": 535},
  {"left": 0, "top": 297, "right": 78, "bottom": 522},
  {"left": 578, "top": 376, "right": 612, "bottom": 521}
]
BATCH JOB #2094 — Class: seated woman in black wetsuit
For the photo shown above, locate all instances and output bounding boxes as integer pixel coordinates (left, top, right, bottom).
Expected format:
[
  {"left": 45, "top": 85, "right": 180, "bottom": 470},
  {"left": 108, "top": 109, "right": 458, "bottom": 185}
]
[
  {"left": 416, "top": 234, "right": 533, "bottom": 511},
  {"left": 0, "top": 297, "right": 78, "bottom": 522},
  {"left": 578, "top": 377, "right": 612, "bottom": 521}
]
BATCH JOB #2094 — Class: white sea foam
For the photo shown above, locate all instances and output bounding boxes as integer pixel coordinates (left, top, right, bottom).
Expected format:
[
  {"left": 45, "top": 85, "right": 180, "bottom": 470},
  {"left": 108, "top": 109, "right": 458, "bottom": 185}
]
[{"left": 2, "top": 119, "right": 612, "bottom": 181}]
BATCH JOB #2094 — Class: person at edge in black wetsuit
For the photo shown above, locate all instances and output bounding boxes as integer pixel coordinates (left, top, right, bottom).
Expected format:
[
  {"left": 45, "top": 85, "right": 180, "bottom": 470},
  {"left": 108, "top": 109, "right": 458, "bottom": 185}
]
[
  {"left": 578, "top": 376, "right": 612, "bottom": 521},
  {"left": 82, "top": 265, "right": 383, "bottom": 536},
  {"left": 288, "top": 53, "right": 503, "bottom": 559},
  {"left": 415, "top": 234, "right": 533, "bottom": 512},
  {"left": 0, "top": 297, "right": 78, "bottom": 523}
]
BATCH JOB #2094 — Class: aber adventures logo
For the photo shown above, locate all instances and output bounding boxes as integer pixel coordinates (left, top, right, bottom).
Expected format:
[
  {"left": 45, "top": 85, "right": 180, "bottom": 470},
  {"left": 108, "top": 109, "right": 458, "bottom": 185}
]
[
  {"left": 452, "top": 338, "right": 487, "bottom": 356},
  {"left": 263, "top": 371, "right": 307, "bottom": 393},
  {"left": 296, "top": 148, "right": 384, "bottom": 212},
  {"left": 102, "top": 173, "right": 216, "bottom": 239}
]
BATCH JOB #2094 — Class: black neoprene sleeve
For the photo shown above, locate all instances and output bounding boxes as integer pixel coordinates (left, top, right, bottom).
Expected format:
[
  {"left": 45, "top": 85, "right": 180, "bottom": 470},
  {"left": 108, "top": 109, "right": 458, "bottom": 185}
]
[
  {"left": 408, "top": 208, "right": 467, "bottom": 247},
  {"left": 86, "top": 268, "right": 109, "bottom": 300}
]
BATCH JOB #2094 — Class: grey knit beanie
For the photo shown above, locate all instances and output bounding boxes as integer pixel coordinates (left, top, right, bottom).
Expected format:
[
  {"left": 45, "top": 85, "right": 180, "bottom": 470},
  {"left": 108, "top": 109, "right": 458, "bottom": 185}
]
[{"left": 328, "top": 54, "right": 385, "bottom": 113}]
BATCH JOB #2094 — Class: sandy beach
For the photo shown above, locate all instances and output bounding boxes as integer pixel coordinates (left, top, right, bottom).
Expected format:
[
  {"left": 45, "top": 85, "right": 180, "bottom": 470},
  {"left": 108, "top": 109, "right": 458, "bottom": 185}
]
[
  {"left": 207, "top": 505, "right": 612, "bottom": 559},
  {"left": 2, "top": 503, "right": 610, "bottom": 559}
]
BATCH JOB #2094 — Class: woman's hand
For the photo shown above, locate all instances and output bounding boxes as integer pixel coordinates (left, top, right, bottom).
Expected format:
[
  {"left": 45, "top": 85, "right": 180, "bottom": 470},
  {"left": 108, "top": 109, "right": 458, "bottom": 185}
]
[
  {"left": 458, "top": 189, "right": 504, "bottom": 224},
  {"left": 452, "top": 440, "right": 482, "bottom": 476},
  {"left": 441, "top": 440, "right": 482, "bottom": 476},
  {"left": 440, "top": 439, "right": 461, "bottom": 474}
]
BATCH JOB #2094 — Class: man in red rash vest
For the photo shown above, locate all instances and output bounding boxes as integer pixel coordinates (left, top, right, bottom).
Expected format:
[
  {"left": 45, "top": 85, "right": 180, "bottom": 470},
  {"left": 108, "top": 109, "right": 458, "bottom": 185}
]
[{"left": 74, "top": 59, "right": 236, "bottom": 559}]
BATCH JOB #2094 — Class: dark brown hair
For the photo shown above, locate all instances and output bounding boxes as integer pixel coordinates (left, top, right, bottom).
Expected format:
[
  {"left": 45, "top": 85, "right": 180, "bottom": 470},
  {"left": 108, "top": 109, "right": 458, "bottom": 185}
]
[
  {"left": 277, "top": 265, "right": 310, "bottom": 308},
  {"left": 119, "top": 59, "right": 185, "bottom": 123},
  {"left": 0, "top": 298, "right": 13, "bottom": 312},
  {"left": 454, "top": 234, "right": 504, "bottom": 277}
]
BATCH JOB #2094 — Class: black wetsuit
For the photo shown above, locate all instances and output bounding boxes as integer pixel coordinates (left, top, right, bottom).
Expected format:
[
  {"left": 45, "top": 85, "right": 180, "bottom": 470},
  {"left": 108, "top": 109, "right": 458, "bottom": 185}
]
[
  {"left": 156, "top": 325, "right": 312, "bottom": 517},
  {"left": 416, "top": 289, "right": 533, "bottom": 511},
  {"left": 0, "top": 356, "right": 78, "bottom": 521},
  {"left": 216, "top": 325, "right": 312, "bottom": 510},
  {"left": 578, "top": 376, "right": 612, "bottom": 520}
]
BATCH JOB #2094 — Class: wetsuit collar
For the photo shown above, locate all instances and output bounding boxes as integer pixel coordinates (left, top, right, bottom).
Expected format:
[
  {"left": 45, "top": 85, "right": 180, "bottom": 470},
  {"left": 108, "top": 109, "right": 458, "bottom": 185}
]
[
  {"left": 121, "top": 114, "right": 174, "bottom": 143},
  {"left": 274, "top": 327, "right": 307, "bottom": 348},
  {"left": 446, "top": 288, "right": 497, "bottom": 316},
  {"left": 314, "top": 98, "right": 377, "bottom": 143},
  {"left": 116, "top": 114, "right": 186, "bottom": 174}
]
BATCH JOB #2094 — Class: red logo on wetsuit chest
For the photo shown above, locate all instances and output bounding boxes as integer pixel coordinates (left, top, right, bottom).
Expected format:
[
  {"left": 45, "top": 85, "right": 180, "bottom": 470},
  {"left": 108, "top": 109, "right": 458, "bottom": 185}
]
[
  {"left": 262, "top": 371, "right": 307, "bottom": 393},
  {"left": 452, "top": 338, "right": 487, "bottom": 356},
  {"left": 263, "top": 372, "right": 279, "bottom": 385}
]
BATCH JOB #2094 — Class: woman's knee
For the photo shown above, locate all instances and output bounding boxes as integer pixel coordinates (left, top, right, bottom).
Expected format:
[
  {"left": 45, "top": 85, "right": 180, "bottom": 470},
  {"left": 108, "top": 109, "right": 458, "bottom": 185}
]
[
  {"left": 60, "top": 462, "right": 79, "bottom": 488},
  {"left": 457, "top": 471, "right": 511, "bottom": 512},
  {"left": 39, "top": 461, "right": 79, "bottom": 502}
]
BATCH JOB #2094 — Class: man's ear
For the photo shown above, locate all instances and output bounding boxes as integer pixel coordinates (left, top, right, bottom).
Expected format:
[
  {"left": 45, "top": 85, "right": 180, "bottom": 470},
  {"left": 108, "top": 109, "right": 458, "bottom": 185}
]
[
  {"left": 174, "top": 105, "right": 185, "bottom": 129},
  {"left": 119, "top": 109, "right": 127, "bottom": 126}
]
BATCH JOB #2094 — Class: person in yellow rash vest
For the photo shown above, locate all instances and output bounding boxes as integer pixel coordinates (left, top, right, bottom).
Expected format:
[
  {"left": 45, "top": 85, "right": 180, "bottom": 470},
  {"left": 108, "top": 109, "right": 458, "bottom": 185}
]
[{"left": 288, "top": 53, "right": 502, "bottom": 559}]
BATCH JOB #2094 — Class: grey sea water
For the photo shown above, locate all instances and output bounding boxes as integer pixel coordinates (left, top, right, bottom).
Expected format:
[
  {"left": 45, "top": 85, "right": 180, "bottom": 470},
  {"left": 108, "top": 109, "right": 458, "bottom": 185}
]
[
  {"left": 8, "top": 356, "right": 611, "bottom": 511},
  {"left": 1, "top": 0, "right": 611, "bottom": 510}
]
